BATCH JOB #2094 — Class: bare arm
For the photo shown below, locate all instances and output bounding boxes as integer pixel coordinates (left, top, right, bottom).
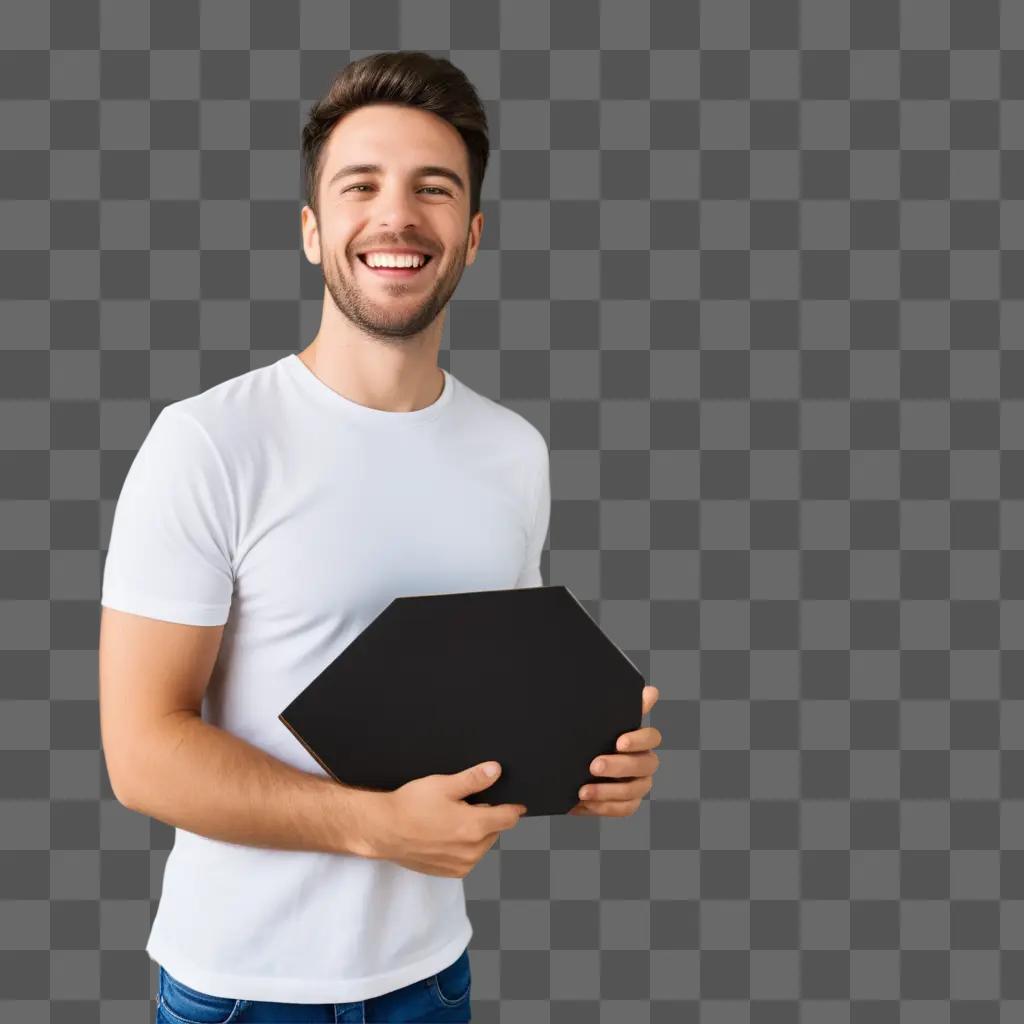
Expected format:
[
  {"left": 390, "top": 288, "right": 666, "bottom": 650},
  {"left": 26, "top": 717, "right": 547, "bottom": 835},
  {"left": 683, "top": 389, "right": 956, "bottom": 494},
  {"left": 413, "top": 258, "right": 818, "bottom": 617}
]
[
  {"left": 121, "top": 709, "right": 383, "bottom": 856},
  {"left": 99, "top": 606, "right": 384, "bottom": 858}
]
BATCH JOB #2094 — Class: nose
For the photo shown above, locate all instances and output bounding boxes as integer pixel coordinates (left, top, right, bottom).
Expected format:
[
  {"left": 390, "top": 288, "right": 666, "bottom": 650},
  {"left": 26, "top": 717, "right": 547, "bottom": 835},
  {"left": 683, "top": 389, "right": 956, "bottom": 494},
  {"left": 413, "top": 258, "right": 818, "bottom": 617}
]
[{"left": 372, "top": 180, "right": 422, "bottom": 232}]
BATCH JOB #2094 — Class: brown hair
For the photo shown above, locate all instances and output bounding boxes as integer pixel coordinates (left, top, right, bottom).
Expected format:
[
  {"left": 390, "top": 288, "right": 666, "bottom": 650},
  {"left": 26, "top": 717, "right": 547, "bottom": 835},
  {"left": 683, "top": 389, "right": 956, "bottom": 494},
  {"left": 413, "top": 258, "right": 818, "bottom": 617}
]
[{"left": 301, "top": 50, "right": 490, "bottom": 223}]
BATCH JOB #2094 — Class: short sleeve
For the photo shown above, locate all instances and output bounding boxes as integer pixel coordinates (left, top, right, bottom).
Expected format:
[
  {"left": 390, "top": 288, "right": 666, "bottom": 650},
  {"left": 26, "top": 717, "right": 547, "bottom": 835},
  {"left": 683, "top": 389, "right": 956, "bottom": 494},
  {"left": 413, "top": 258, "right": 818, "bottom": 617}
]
[
  {"left": 101, "top": 407, "right": 236, "bottom": 626},
  {"left": 515, "top": 440, "right": 551, "bottom": 589}
]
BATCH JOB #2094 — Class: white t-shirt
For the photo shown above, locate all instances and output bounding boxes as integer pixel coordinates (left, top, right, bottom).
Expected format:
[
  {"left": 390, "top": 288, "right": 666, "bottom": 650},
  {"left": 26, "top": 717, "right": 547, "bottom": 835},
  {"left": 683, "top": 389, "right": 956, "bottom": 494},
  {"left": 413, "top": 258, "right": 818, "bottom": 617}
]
[{"left": 100, "top": 352, "right": 550, "bottom": 1003}]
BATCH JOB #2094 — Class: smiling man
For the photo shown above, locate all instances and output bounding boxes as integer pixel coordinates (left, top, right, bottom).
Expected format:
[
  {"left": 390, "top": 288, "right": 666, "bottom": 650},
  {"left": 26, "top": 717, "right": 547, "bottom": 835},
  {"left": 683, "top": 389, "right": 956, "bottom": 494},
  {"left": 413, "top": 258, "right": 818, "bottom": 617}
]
[
  {"left": 98, "top": 50, "right": 660, "bottom": 1022},
  {"left": 296, "top": 86, "right": 482, "bottom": 400}
]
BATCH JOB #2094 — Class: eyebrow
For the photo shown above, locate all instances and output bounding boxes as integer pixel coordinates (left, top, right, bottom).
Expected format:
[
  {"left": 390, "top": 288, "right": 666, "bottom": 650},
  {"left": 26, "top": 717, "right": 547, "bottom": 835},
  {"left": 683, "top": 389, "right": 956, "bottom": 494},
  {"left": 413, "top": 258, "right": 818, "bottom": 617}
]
[{"left": 326, "top": 163, "right": 465, "bottom": 194}]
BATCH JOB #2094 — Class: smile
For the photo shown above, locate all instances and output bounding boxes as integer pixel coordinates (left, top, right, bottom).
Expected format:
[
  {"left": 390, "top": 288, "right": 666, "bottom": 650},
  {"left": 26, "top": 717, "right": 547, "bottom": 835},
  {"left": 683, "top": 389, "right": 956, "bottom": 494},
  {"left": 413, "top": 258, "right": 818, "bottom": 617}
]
[{"left": 356, "top": 253, "right": 434, "bottom": 279}]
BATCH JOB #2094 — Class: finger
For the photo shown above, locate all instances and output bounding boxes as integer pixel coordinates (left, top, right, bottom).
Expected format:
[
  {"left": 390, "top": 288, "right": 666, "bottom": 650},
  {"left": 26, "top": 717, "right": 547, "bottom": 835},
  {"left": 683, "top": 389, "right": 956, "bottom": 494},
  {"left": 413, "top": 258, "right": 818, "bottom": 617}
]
[
  {"left": 615, "top": 726, "right": 662, "bottom": 753},
  {"left": 573, "top": 797, "right": 642, "bottom": 817},
  {"left": 475, "top": 804, "right": 527, "bottom": 830},
  {"left": 642, "top": 685, "right": 659, "bottom": 716},
  {"left": 579, "top": 777, "right": 652, "bottom": 803},
  {"left": 590, "top": 750, "right": 659, "bottom": 778}
]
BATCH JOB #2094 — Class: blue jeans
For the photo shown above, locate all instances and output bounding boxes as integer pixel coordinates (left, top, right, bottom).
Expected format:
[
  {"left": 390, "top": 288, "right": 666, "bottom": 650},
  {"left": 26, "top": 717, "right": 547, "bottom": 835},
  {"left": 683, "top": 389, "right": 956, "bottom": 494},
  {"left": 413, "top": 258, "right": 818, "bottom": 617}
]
[{"left": 155, "top": 946, "right": 472, "bottom": 1022}]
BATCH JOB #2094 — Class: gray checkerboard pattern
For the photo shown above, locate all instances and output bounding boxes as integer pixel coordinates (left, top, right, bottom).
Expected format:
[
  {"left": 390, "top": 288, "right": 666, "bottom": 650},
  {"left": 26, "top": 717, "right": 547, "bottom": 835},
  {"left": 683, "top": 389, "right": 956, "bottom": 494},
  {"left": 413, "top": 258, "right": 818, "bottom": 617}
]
[{"left": 3, "top": 0, "right": 1024, "bottom": 1021}]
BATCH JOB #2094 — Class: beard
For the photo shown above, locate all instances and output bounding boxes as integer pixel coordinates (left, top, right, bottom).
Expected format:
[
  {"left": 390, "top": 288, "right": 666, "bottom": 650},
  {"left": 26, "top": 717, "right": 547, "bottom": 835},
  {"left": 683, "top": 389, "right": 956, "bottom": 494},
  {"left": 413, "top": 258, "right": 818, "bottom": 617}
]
[{"left": 321, "top": 231, "right": 469, "bottom": 343}]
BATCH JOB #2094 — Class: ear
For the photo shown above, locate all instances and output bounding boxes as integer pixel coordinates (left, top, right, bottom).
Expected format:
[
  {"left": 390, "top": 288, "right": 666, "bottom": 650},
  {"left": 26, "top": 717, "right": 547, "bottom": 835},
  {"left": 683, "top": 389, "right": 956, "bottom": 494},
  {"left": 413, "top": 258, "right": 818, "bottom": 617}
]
[
  {"left": 300, "top": 205, "right": 322, "bottom": 265},
  {"left": 463, "top": 210, "right": 484, "bottom": 268}
]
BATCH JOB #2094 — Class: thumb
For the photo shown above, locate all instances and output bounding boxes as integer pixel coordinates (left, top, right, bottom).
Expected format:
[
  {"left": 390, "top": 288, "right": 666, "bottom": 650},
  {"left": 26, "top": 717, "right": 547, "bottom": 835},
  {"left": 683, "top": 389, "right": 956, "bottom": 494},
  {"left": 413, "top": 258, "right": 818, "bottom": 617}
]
[{"left": 451, "top": 761, "right": 502, "bottom": 797}]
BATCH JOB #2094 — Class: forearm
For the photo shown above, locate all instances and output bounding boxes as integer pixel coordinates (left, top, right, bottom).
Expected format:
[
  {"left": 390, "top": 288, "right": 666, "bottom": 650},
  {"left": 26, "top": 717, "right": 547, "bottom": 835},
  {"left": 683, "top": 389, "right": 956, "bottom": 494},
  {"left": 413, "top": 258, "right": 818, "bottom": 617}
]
[{"left": 116, "top": 711, "right": 385, "bottom": 858}]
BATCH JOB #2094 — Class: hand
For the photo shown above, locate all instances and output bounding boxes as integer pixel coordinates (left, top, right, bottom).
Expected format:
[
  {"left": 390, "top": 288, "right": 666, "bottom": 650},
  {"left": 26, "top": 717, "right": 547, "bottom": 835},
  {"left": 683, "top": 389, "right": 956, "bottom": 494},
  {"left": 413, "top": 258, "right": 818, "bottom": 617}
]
[
  {"left": 362, "top": 761, "right": 527, "bottom": 877},
  {"left": 568, "top": 685, "right": 662, "bottom": 817}
]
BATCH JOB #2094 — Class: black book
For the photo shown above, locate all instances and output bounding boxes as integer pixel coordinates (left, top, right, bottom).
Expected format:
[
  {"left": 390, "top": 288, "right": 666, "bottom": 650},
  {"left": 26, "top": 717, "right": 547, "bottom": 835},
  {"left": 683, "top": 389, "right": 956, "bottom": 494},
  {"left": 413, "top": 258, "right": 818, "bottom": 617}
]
[{"left": 278, "top": 584, "right": 646, "bottom": 817}]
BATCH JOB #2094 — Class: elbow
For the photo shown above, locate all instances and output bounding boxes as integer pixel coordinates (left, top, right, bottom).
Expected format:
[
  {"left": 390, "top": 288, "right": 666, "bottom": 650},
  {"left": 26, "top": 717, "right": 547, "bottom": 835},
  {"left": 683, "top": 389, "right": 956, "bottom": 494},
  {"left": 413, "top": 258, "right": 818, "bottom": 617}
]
[
  {"left": 103, "top": 749, "right": 139, "bottom": 811},
  {"left": 110, "top": 775, "right": 138, "bottom": 812}
]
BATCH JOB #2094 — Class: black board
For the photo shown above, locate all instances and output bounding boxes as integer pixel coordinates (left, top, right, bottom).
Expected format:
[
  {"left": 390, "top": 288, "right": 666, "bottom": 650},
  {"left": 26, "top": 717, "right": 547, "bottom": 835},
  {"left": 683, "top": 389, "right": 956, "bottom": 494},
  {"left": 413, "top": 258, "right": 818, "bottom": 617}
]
[{"left": 279, "top": 585, "right": 646, "bottom": 817}]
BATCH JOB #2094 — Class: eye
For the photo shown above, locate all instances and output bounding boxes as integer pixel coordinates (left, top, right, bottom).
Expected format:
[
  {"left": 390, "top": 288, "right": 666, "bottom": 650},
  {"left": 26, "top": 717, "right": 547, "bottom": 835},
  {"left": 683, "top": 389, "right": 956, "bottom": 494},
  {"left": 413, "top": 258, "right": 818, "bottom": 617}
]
[{"left": 342, "top": 184, "right": 452, "bottom": 196}]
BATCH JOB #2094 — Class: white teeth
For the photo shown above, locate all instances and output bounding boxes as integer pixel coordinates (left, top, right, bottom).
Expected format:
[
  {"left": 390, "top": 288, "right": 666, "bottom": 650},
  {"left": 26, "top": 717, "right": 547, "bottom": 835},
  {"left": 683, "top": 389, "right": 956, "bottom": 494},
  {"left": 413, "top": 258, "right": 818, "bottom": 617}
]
[{"left": 364, "top": 252, "right": 426, "bottom": 268}]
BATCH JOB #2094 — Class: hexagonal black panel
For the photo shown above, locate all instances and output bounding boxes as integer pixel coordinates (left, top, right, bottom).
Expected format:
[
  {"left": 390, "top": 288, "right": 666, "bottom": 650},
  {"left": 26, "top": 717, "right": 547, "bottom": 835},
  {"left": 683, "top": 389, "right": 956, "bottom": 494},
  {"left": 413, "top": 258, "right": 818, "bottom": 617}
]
[{"left": 279, "top": 584, "right": 646, "bottom": 816}]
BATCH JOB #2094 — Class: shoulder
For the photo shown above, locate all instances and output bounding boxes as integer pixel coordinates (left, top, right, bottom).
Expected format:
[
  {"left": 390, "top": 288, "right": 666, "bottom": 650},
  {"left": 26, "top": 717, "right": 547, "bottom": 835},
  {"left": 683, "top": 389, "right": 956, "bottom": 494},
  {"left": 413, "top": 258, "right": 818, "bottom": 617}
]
[
  {"left": 452, "top": 375, "right": 548, "bottom": 464},
  {"left": 154, "top": 360, "right": 281, "bottom": 458},
  {"left": 163, "top": 360, "right": 273, "bottom": 423}
]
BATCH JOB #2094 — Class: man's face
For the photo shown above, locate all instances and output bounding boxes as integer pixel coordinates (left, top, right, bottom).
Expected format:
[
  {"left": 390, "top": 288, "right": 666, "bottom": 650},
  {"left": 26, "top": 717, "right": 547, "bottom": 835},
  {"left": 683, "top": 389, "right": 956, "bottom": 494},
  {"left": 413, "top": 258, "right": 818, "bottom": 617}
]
[{"left": 302, "top": 103, "right": 482, "bottom": 341}]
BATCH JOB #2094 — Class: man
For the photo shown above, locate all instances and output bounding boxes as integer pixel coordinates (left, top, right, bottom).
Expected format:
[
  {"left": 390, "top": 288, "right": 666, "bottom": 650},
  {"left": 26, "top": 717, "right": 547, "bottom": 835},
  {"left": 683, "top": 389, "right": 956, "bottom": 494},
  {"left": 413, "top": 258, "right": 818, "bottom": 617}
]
[{"left": 99, "top": 50, "right": 661, "bottom": 1022}]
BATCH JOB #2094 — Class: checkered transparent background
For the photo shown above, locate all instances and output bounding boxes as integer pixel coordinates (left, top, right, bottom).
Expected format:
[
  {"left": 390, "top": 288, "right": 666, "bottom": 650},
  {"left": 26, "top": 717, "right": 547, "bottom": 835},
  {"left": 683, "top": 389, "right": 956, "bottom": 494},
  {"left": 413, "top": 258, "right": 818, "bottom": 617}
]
[{"left": 4, "top": 0, "right": 1024, "bottom": 1021}]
